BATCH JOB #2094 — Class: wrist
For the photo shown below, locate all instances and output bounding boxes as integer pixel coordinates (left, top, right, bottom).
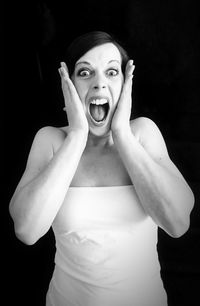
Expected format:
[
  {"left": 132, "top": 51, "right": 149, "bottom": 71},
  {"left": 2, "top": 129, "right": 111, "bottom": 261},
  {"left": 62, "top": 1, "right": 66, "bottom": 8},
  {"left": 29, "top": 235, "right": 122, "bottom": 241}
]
[
  {"left": 112, "top": 125, "right": 132, "bottom": 140},
  {"left": 67, "top": 128, "right": 88, "bottom": 142}
]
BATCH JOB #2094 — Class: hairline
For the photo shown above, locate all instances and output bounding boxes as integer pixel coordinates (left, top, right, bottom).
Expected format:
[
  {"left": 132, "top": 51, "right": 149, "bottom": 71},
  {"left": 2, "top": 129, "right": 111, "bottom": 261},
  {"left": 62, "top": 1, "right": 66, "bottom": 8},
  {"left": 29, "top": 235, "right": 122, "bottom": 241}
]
[
  {"left": 75, "top": 59, "right": 121, "bottom": 67},
  {"left": 66, "top": 32, "right": 129, "bottom": 76}
]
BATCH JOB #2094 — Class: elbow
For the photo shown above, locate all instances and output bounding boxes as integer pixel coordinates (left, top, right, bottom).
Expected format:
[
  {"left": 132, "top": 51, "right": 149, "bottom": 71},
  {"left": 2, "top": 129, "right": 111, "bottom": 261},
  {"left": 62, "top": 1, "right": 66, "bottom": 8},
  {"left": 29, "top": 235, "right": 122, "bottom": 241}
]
[
  {"left": 13, "top": 220, "right": 49, "bottom": 245},
  {"left": 14, "top": 226, "right": 39, "bottom": 245},
  {"left": 12, "top": 217, "right": 42, "bottom": 245},
  {"left": 9, "top": 208, "right": 37, "bottom": 246},
  {"left": 11, "top": 216, "right": 48, "bottom": 245},
  {"left": 9, "top": 202, "right": 43, "bottom": 246},
  {"left": 167, "top": 213, "right": 192, "bottom": 238},
  {"left": 167, "top": 189, "right": 195, "bottom": 238},
  {"left": 169, "top": 221, "right": 190, "bottom": 238}
]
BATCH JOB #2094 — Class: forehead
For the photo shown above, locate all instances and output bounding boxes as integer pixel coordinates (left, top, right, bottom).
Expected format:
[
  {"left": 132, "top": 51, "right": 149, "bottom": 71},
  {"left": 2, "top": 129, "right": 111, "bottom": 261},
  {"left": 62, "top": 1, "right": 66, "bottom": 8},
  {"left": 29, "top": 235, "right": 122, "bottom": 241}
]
[{"left": 77, "top": 43, "right": 122, "bottom": 66}]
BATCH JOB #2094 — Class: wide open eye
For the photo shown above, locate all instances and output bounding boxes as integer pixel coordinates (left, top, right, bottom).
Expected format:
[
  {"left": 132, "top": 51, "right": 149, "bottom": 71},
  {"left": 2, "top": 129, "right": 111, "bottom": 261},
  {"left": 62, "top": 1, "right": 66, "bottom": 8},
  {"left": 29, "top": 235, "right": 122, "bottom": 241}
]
[
  {"left": 77, "top": 68, "right": 91, "bottom": 77},
  {"left": 106, "top": 69, "right": 119, "bottom": 77}
]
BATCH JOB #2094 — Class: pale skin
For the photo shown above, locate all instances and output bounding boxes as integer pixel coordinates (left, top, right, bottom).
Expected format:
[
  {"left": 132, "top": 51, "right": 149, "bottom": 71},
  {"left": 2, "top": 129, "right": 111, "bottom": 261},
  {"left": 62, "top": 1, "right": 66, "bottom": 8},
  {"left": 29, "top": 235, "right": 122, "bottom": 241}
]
[{"left": 9, "top": 43, "right": 194, "bottom": 245}]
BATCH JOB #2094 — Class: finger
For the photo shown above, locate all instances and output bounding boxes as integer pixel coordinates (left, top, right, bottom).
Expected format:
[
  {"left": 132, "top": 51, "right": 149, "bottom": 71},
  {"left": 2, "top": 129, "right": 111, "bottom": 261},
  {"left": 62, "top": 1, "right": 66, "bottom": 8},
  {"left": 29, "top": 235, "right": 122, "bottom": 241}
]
[
  {"left": 59, "top": 66, "right": 74, "bottom": 94},
  {"left": 60, "top": 69, "right": 80, "bottom": 102},
  {"left": 60, "top": 67, "right": 69, "bottom": 80},
  {"left": 60, "top": 62, "right": 69, "bottom": 74},
  {"left": 59, "top": 63, "right": 77, "bottom": 95},
  {"left": 125, "top": 60, "right": 132, "bottom": 75},
  {"left": 123, "top": 70, "right": 134, "bottom": 94},
  {"left": 59, "top": 63, "right": 81, "bottom": 108},
  {"left": 125, "top": 60, "right": 135, "bottom": 78},
  {"left": 130, "top": 64, "right": 135, "bottom": 76},
  {"left": 126, "top": 68, "right": 135, "bottom": 93},
  {"left": 58, "top": 67, "right": 68, "bottom": 81},
  {"left": 59, "top": 62, "right": 69, "bottom": 80},
  {"left": 120, "top": 65, "right": 134, "bottom": 100}
]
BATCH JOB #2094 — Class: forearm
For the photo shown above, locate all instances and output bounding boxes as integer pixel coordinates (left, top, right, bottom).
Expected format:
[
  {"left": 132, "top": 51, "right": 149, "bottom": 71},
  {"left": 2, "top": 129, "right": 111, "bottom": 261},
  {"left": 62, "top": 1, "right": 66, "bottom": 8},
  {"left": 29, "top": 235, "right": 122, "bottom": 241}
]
[
  {"left": 10, "top": 130, "right": 87, "bottom": 244},
  {"left": 113, "top": 129, "right": 194, "bottom": 237}
]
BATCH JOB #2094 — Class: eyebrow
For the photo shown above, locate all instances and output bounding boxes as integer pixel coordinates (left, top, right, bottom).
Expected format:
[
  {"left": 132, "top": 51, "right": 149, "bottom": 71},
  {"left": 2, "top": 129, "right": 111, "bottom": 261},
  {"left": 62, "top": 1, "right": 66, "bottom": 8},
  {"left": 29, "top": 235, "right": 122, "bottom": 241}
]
[
  {"left": 75, "top": 59, "right": 121, "bottom": 67},
  {"left": 108, "top": 60, "right": 121, "bottom": 64},
  {"left": 75, "top": 61, "right": 91, "bottom": 67}
]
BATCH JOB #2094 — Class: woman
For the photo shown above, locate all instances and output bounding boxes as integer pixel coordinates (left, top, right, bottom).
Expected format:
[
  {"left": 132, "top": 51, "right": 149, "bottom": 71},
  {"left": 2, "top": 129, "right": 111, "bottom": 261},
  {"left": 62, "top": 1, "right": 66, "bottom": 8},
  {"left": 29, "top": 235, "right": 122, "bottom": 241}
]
[{"left": 9, "top": 31, "right": 194, "bottom": 306}]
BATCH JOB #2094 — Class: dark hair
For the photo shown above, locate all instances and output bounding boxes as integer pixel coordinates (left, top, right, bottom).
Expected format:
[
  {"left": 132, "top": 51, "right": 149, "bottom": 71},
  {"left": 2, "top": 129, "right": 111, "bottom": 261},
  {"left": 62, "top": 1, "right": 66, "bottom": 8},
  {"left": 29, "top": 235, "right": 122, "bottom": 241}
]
[{"left": 65, "top": 31, "right": 129, "bottom": 76}]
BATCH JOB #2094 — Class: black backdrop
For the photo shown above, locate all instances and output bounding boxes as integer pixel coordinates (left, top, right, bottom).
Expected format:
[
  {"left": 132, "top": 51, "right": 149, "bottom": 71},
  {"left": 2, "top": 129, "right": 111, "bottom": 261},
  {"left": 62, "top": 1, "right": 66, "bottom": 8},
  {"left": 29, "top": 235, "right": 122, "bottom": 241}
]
[{"left": 3, "top": 1, "right": 200, "bottom": 305}]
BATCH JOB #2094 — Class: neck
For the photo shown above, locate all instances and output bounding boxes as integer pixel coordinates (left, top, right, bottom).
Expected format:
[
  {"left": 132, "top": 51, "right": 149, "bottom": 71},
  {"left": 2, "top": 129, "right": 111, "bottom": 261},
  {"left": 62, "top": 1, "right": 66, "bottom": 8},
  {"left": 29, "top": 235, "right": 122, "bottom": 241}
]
[{"left": 86, "top": 130, "right": 114, "bottom": 150}]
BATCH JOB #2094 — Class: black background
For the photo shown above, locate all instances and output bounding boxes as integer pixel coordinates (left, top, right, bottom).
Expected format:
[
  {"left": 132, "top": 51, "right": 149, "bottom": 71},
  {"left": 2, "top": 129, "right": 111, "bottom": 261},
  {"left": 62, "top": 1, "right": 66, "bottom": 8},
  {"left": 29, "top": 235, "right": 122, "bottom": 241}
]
[{"left": 3, "top": 1, "right": 200, "bottom": 305}]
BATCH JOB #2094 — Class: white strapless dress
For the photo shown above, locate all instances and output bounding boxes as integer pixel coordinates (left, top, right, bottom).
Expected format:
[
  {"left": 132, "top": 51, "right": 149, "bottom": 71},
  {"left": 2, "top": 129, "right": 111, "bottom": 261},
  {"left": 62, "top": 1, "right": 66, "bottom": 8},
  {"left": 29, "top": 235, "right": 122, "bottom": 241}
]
[{"left": 46, "top": 185, "right": 168, "bottom": 306}]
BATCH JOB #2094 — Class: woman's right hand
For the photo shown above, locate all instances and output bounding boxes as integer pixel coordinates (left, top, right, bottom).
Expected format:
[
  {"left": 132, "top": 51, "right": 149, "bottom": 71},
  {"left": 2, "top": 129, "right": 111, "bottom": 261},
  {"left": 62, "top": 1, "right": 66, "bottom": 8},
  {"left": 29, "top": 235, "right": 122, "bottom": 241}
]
[{"left": 59, "top": 62, "right": 89, "bottom": 135}]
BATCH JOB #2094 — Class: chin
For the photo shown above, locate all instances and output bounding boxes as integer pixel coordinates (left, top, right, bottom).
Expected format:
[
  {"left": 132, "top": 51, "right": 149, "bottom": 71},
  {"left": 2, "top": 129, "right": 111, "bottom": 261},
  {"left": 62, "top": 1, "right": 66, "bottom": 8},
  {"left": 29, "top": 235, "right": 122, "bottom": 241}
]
[{"left": 89, "top": 124, "right": 111, "bottom": 138}]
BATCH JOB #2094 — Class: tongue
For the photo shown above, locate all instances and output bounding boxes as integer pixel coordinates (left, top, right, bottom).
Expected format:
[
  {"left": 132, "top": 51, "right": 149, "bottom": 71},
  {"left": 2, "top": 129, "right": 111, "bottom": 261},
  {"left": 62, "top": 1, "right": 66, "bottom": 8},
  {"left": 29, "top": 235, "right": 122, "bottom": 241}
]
[{"left": 90, "top": 105, "right": 106, "bottom": 122}]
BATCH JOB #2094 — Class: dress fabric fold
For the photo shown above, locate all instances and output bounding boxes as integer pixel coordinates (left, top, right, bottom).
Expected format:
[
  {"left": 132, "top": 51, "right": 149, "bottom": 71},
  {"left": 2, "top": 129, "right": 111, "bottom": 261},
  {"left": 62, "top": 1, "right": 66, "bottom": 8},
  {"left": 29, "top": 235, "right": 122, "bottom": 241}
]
[{"left": 46, "top": 185, "right": 168, "bottom": 306}]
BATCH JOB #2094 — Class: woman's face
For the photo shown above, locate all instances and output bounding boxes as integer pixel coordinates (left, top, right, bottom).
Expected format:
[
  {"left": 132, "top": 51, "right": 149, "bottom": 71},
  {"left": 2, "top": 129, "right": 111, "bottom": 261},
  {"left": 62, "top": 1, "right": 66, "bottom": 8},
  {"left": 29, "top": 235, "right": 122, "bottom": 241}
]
[{"left": 71, "top": 43, "right": 124, "bottom": 136}]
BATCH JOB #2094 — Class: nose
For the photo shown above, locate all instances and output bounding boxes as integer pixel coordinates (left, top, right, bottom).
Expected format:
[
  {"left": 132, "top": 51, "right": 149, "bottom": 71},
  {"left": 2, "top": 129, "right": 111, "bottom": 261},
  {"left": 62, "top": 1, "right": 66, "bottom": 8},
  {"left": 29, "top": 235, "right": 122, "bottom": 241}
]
[{"left": 92, "top": 72, "right": 107, "bottom": 90}]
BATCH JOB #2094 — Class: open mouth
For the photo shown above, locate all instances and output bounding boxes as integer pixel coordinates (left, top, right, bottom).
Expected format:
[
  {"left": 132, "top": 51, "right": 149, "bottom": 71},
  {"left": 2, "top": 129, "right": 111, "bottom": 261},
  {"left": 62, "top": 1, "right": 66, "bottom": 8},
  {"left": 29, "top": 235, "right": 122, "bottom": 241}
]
[{"left": 88, "top": 98, "right": 110, "bottom": 125}]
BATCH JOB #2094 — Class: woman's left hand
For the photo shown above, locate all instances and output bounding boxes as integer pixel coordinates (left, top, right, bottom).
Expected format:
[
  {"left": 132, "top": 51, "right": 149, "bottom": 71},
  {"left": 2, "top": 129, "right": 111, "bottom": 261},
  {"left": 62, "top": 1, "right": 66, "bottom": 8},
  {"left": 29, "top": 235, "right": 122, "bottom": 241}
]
[{"left": 111, "top": 60, "right": 135, "bottom": 136}]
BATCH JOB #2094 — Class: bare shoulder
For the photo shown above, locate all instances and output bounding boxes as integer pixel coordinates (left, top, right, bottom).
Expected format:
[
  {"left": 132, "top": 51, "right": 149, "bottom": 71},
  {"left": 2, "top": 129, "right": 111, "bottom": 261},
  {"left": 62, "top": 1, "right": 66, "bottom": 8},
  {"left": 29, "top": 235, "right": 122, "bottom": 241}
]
[
  {"left": 34, "top": 125, "right": 67, "bottom": 152},
  {"left": 130, "top": 116, "right": 158, "bottom": 129},
  {"left": 129, "top": 117, "right": 189, "bottom": 181},
  {"left": 13, "top": 126, "right": 68, "bottom": 192},
  {"left": 27, "top": 125, "right": 68, "bottom": 169},
  {"left": 130, "top": 117, "right": 160, "bottom": 140},
  {"left": 130, "top": 117, "right": 169, "bottom": 159},
  {"left": 35, "top": 125, "right": 66, "bottom": 142}
]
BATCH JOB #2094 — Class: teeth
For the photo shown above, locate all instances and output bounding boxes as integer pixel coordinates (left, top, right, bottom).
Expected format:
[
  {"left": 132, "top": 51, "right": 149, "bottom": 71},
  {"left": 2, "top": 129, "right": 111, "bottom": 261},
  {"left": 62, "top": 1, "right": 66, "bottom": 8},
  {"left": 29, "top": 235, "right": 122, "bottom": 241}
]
[{"left": 90, "top": 98, "right": 108, "bottom": 105}]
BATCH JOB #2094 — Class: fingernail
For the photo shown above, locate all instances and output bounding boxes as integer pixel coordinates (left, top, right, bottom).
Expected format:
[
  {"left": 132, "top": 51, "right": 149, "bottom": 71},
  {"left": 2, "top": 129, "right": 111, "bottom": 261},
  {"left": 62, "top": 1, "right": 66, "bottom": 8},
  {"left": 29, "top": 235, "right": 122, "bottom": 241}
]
[{"left": 129, "top": 60, "right": 134, "bottom": 65}]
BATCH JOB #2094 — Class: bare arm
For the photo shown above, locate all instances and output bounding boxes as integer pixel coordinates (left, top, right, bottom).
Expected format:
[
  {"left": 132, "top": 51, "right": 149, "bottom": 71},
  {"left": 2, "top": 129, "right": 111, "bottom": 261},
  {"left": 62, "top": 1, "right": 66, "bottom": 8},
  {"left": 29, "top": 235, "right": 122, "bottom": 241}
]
[
  {"left": 111, "top": 61, "right": 194, "bottom": 238},
  {"left": 9, "top": 127, "right": 87, "bottom": 245},
  {"left": 112, "top": 117, "right": 194, "bottom": 238},
  {"left": 9, "top": 62, "right": 89, "bottom": 245}
]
